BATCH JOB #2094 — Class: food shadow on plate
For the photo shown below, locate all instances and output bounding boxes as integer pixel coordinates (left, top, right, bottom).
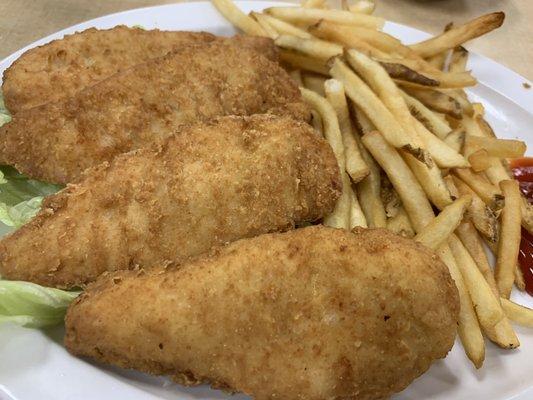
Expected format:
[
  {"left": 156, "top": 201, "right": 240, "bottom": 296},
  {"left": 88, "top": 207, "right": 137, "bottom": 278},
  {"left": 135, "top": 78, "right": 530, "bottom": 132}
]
[
  {"left": 96, "top": 362, "right": 251, "bottom": 400},
  {"left": 395, "top": 358, "right": 459, "bottom": 399}
]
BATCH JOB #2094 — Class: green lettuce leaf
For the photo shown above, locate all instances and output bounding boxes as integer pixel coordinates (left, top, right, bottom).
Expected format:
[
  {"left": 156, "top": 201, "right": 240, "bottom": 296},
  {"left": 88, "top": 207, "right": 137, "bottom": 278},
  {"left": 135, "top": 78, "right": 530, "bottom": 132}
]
[
  {"left": 0, "top": 166, "right": 63, "bottom": 228},
  {"left": 0, "top": 280, "right": 80, "bottom": 328}
]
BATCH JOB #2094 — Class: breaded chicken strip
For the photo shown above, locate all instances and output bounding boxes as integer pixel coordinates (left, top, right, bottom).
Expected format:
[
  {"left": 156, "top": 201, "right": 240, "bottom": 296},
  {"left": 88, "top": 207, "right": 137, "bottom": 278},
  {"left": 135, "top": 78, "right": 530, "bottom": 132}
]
[
  {"left": 0, "top": 40, "right": 307, "bottom": 184},
  {"left": 65, "top": 226, "right": 459, "bottom": 400},
  {"left": 2, "top": 26, "right": 278, "bottom": 113},
  {"left": 0, "top": 115, "right": 340, "bottom": 289}
]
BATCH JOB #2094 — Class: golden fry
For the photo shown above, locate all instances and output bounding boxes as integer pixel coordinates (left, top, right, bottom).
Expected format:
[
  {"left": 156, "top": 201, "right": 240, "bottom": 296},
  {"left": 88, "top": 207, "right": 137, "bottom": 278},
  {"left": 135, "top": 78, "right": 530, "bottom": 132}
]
[
  {"left": 362, "top": 131, "right": 434, "bottom": 231},
  {"left": 279, "top": 50, "right": 329, "bottom": 75},
  {"left": 329, "top": 59, "right": 412, "bottom": 149},
  {"left": 275, "top": 34, "right": 342, "bottom": 60},
  {"left": 212, "top": 0, "right": 266, "bottom": 36},
  {"left": 325, "top": 79, "right": 370, "bottom": 182},
  {"left": 265, "top": 7, "right": 385, "bottom": 29},
  {"left": 415, "top": 195, "right": 471, "bottom": 250},
  {"left": 448, "top": 234, "right": 504, "bottom": 329},
  {"left": 403, "top": 87, "right": 462, "bottom": 119},
  {"left": 465, "top": 136, "right": 527, "bottom": 159},
  {"left": 401, "top": 91, "right": 452, "bottom": 139},
  {"left": 255, "top": 13, "right": 312, "bottom": 38},
  {"left": 303, "top": 73, "right": 326, "bottom": 96},
  {"left": 495, "top": 180, "right": 522, "bottom": 298},
  {"left": 501, "top": 299, "right": 533, "bottom": 327},
  {"left": 410, "top": 12, "right": 505, "bottom": 57},
  {"left": 444, "top": 128, "right": 465, "bottom": 153},
  {"left": 437, "top": 245, "right": 485, "bottom": 368},
  {"left": 387, "top": 206, "right": 415, "bottom": 238},
  {"left": 453, "top": 168, "right": 501, "bottom": 206}
]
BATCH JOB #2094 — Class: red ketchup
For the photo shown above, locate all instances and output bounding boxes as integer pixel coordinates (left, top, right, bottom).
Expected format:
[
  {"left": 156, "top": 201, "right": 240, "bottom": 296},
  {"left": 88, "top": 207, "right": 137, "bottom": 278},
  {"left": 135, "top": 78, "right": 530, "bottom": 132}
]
[{"left": 510, "top": 157, "right": 533, "bottom": 296}]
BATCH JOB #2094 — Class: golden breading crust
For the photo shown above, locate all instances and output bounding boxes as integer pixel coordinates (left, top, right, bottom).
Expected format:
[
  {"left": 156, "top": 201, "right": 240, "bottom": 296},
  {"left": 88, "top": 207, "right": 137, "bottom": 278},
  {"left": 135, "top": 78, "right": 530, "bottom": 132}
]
[
  {"left": 0, "top": 39, "right": 305, "bottom": 185},
  {"left": 65, "top": 225, "right": 460, "bottom": 400},
  {"left": 2, "top": 26, "right": 279, "bottom": 113},
  {"left": 0, "top": 115, "right": 340, "bottom": 289}
]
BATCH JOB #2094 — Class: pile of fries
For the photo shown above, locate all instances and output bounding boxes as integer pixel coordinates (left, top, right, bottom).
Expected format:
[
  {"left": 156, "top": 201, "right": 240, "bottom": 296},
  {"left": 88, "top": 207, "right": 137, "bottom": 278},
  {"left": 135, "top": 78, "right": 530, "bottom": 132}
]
[{"left": 212, "top": 0, "right": 533, "bottom": 368}]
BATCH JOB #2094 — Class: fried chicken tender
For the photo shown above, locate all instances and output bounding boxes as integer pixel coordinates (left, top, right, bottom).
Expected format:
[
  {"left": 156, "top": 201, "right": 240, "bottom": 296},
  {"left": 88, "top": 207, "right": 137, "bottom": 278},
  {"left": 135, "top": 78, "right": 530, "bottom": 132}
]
[
  {"left": 65, "top": 226, "right": 460, "bottom": 400},
  {"left": 0, "top": 40, "right": 307, "bottom": 184},
  {"left": 2, "top": 26, "right": 278, "bottom": 113},
  {"left": 0, "top": 115, "right": 340, "bottom": 289}
]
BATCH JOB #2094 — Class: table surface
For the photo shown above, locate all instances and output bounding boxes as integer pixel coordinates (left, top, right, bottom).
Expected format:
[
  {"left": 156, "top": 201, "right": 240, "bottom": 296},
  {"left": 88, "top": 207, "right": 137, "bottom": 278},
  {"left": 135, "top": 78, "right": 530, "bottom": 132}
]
[{"left": 0, "top": 0, "right": 531, "bottom": 81}]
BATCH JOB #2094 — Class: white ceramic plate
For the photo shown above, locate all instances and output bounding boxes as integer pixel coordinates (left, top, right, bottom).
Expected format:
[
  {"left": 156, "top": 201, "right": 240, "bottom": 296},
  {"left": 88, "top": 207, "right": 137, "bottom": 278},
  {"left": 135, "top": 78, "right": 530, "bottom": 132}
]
[{"left": 0, "top": 2, "right": 532, "bottom": 399}]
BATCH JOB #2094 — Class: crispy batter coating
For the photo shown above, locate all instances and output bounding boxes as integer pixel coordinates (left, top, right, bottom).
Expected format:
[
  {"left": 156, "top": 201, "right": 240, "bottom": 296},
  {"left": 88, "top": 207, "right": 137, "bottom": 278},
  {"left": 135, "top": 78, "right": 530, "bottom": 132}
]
[
  {"left": 65, "top": 226, "right": 460, "bottom": 400},
  {"left": 0, "top": 115, "right": 340, "bottom": 289},
  {"left": 2, "top": 26, "right": 279, "bottom": 113},
  {"left": 0, "top": 40, "right": 306, "bottom": 184}
]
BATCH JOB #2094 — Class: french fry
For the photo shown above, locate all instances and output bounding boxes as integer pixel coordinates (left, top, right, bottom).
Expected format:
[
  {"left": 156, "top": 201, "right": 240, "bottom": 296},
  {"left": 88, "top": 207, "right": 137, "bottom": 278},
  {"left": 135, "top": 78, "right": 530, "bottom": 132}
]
[
  {"left": 279, "top": 50, "right": 329, "bottom": 75},
  {"left": 250, "top": 12, "right": 278, "bottom": 39},
  {"left": 444, "top": 128, "right": 465, "bottom": 153},
  {"left": 300, "top": 88, "right": 346, "bottom": 171},
  {"left": 348, "top": 0, "right": 375, "bottom": 14},
  {"left": 465, "top": 136, "right": 527, "bottom": 159},
  {"left": 309, "top": 22, "right": 390, "bottom": 57},
  {"left": 403, "top": 87, "right": 462, "bottom": 119},
  {"left": 275, "top": 34, "right": 342, "bottom": 60},
  {"left": 448, "top": 234, "right": 505, "bottom": 329},
  {"left": 351, "top": 102, "right": 375, "bottom": 134},
  {"left": 310, "top": 20, "right": 409, "bottom": 57},
  {"left": 329, "top": 58, "right": 414, "bottom": 150},
  {"left": 449, "top": 46, "right": 469, "bottom": 73},
  {"left": 455, "top": 221, "right": 499, "bottom": 297},
  {"left": 426, "top": 51, "right": 449, "bottom": 71},
  {"left": 345, "top": 50, "right": 434, "bottom": 158},
  {"left": 211, "top": 0, "right": 266, "bottom": 36},
  {"left": 381, "top": 176, "right": 401, "bottom": 218},
  {"left": 437, "top": 244, "right": 485, "bottom": 368},
  {"left": 452, "top": 175, "right": 499, "bottom": 242},
  {"left": 289, "top": 69, "right": 304, "bottom": 86},
  {"left": 324, "top": 172, "right": 353, "bottom": 229},
  {"left": 381, "top": 62, "right": 439, "bottom": 87},
  {"left": 441, "top": 88, "right": 474, "bottom": 115},
  {"left": 495, "top": 180, "right": 522, "bottom": 298},
  {"left": 410, "top": 12, "right": 505, "bottom": 57},
  {"left": 515, "top": 261, "right": 527, "bottom": 291},
  {"left": 501, "top": 299, "right": 533, "bottom": 327},
  {"left": 254, "top": 12, "right": 312, "bottom": 38},
  {"left": 453, "top": 168, "right": 501, "bottom": 206},
  {"left": 349, "top": 186, "right": 368, "bottom": 228},
  {"left": 301, "top": 88, "right": 353, "bottom": 229},
  {"left": 324, "top": 79, "right": 370, "bottom": 182},
  {"left": 403, "top": 152, "right": 454, "bottom": 210},
  {"left": 352, "top": 107, "right": 387, "bottom": 228},
  {"left": 401, "top": 91, "right": 452, "bottom": 139},
  {"left": 468, "top": 149, "right": 493, "bottom": 172},
  {"left": 310, "top": 110, "right": 323, "bottom": 135},
  {"left": 373, "top": 54, "right": 477, "bottom": 88},
  {"left": 265, "top": 7, "right": 385, "bottom": 29},
  {"left": 415, "top": 195, "right": 472, "bottom": 250},
  {"left": 362, "top": 131, "right": 435, "bottom": 231},
  {"left": 302, "top": 0, "right": 327, "bottom": 9},
  {"left": 484, "top": 317, "right": 520, "bottom": 350},
  {"left": 412, "top": 117, "right": 469, "bottom": 168},
  {"left": 387, "top": 205, "right": 415, "bottom": 238},
  {"left": 303, "top": 73, "right": 326, "bottom": 96}
]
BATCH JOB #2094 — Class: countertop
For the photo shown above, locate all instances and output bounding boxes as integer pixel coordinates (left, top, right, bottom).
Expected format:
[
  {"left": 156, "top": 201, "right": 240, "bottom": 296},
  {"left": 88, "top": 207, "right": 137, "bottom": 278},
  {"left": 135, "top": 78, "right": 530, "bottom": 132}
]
[{"left": 0, "top": 0, "right": 531, "bottom": 80}]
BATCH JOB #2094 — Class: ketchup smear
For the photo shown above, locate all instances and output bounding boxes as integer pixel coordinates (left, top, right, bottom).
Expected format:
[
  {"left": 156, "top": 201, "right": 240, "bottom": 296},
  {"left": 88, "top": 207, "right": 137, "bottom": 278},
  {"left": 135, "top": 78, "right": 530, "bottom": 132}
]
[{"left": 510, "top": 157, "right": 533, "bottom": 296}]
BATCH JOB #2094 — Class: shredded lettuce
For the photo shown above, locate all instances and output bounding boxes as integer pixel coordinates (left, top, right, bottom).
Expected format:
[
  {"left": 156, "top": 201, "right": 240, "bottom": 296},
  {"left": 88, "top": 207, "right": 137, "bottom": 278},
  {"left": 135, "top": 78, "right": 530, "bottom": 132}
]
[
  {"left": 0, "top": 280, "right": 79, "bottom": 328},
  {"left": 0, "top": 166, "right": 63, "bottom": 228}
]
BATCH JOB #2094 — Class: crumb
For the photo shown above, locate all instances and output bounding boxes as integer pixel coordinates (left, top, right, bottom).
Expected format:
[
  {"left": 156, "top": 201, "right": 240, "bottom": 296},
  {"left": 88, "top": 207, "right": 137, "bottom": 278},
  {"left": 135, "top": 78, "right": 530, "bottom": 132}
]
[{"left": 523, "top": 82, "right": 531, "bottom": 89}]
